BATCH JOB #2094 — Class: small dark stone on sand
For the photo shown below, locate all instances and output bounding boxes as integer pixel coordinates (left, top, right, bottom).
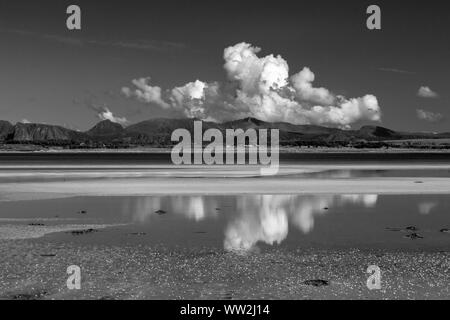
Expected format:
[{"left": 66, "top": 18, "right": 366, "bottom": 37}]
[
  {"left": 386, "top": 227, "right": 402, "bottom": 232},
  {"left": 222, "top": 292, "right": 233, "bottom": 300},
  {"left": 414, "top": 181, "right": 424, "bottom": 184},
  {"left": 303, "top": 279, "right": 329, "bottom": 287},
  {"left": 68, "top": 228, "right": 99, "bottom": 236},
  {"left": 155, "top": 210, "right": 167, "bottom": 215},
  {"left": 194, "top": 231, "right": 207, "bottom": 234},
  {"left": 77, "top": 210, "right": 87, "bottom": 214},
  {"left": 28, "top": 223, "right": 45, "bottom": 226},
  {"left": 40, "top": 254, "right": 56, "bottom": 257},
  {"left": 404, "top": 233, "right": 424, "bottom": 240},
  {"left": 129, "top": 232, "right": 146, "bottom": 236},
  {"left": 405, "top": 226, "right": 419, "bottom": 232},
  {"left": 323, "top": 207, "right": 329, "bottom": 210},
  {"left": 10, "top": 291, "right": 48, "bottom": 300}
]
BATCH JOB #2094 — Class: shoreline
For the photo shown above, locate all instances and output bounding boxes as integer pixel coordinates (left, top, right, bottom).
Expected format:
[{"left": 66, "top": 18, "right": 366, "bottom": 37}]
[
  {"left": 2, "top": 147, "right": 450, "bottom": 154},
  {"left": 1, "top": 177, "right": 450, "bottom": 202}
]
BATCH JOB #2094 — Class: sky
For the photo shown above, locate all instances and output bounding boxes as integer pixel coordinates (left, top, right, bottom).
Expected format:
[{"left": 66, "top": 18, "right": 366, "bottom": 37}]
[{"left": 0, "top": 0, "right": 449, "bottom": 132}]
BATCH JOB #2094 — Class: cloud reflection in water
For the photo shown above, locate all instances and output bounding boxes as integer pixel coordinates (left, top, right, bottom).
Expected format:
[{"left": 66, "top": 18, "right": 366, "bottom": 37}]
[
  {"left": 124, "top": 194, "right": 378, "bottom": 252},
  {"left": 224, "top": 194, "right": 378, "bottom": 252}
]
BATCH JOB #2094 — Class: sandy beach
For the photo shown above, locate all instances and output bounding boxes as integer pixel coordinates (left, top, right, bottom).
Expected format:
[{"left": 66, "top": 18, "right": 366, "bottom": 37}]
[
  {"left": 0, "top": 163, "right": 450, "bottom": 202},
  {"left": 1, "top": 176, "right": 450, "bottom": 202},
  {"left": 0, "top": 240, "right": 448, "bottom": 300}
]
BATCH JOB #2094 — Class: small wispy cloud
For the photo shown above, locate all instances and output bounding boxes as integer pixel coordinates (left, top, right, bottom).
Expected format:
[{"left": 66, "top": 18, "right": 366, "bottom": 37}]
[
  {"left": 377, "top": 67, "right": 415, "bottom": 75},
  {"left": 417, "top": 86, "right": 439, "bottom": 99},
  {"left": 97, "top": 107, "right": 128, "bottom": 125},
  {"left": 416, "top": 109, "right": 444, "bottom": 123},
  {"left": 87, "top": 102, "right": 128, "bottom": 126},
  {"left": 1, "top": 28, "right": 187, "bottom": 52},
  {"left": 91, "top": 40, "right": 187, "bottom": 52}
]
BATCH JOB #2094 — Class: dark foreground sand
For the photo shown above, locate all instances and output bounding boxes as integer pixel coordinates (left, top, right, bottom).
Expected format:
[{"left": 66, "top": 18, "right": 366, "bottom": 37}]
[{"left": 0, "top": 239, "right": 448, "bottom": 300}]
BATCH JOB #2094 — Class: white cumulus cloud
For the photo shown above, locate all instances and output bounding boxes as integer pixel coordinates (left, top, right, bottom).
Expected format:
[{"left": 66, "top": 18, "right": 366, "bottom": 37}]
[
  {"left": 96, "top": 107, "right": 128, "bottom": 125},
  {"left": 417, "top": 86, "right": 439, "bottom": 98},
  {"left": 121, "top": 77, "right": 170, "bottom": 109},
  {"left": 122, "top": 42, "right": 382, "bottom": 128},
  {"left": 416, "top": 109, "right": 444, "bottom": 123}
]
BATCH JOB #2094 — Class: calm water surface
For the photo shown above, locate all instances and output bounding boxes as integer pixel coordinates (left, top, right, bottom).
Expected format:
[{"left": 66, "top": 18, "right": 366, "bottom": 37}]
[
  {"left": 0, "top": 194, "right": 449, "bottom": 251},
  {"left": 0, "top": 153, "right": 449, "bottom": 252}
]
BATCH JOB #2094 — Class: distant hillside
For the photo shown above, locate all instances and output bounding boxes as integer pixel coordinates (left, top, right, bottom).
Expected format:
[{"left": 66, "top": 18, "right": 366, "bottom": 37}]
[
  {"left": 0, "top": 117, "right": 449, "bottom": 149},
  {"left": 11, "top": 123, "right": 87, "bottom": 143},
  {"left": 0, "top": 120, "right": 13, "bottom": 141},
  {"left": 356, "top": 126, "right": 399, "bottom": 139},
  {"left": 87, "top": 120, "right": 125, "bottom": 138}
]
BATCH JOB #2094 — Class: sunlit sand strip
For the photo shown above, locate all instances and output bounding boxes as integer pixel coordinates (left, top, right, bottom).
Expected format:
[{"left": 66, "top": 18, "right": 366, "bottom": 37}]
[
  {"left": 1, "top": 164, "right": 450, "bottom": 169},
  {"left": 1, "top": 164, "right": 450, "bottom": 180},
  {"left": 0, "top": 224, "right": 125, "bottom": 240},
  {"left": 0, "top": 218, "right": 95, "bottom": 222},
  {"left": 0, "top": 177, "right": 449, "bottom": 201}
]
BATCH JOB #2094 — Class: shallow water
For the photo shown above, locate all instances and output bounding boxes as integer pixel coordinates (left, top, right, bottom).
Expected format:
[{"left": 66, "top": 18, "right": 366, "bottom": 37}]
[
  {"left": 0, "top": 153, "right": 449, "bottom": 252},
  {"left": 0, "top": 194, "right": 449, "bottom": 251}
]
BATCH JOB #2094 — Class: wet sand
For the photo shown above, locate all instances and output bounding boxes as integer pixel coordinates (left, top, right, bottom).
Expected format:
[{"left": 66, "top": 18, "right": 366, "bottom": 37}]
[
  {"left": 0, "top": 224, "right": 125, "bottom": 240},
  {"left": 0, "top": 176, "right": 450, "bottom": 202},
  {"left": 0, "top": 240, "right": 448, "bottom": 300},
  {"left": 0, "top": 163, "right": 450, "bottom": 202}
]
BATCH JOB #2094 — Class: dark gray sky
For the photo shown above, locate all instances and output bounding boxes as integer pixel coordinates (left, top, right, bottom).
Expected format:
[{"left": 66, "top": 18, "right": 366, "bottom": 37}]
[{"left": 0, "top": 0, "right": 449, "bottom": 131}]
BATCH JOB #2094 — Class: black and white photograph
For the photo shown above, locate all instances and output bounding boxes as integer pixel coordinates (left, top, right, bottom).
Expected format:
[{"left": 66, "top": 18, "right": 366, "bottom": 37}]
[{"left": 0, "top": 0, "right": 449, "bottom": 307}]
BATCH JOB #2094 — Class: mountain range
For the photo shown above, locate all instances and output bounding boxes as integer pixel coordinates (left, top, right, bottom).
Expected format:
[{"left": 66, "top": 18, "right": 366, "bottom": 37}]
[{"left": 0, "top": 117, "right": 449, "bottom": 148}]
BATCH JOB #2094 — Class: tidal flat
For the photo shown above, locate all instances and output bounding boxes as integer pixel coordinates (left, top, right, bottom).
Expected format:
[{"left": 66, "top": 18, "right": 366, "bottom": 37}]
[{"left": 0, "top": 153, "right": 449, "bottom": 300}]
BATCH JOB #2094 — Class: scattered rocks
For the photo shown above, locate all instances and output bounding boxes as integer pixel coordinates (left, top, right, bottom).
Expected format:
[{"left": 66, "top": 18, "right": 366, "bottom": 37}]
[
  {"left": 28, "top": 223, "right": 45, "bottom": 226},
  {"left": 221, "top": 291, "right": 233, "bottom": 300},
  {"left": 386, "top": 226, "right": 419, "bottom": 232},
  {"left": 440, "top": 229, "right": 450, "bottom": 234},
  {"left": 386, "top": 227, "right": 403, "bottom": 232},
  {"left": 68, "top": 228, "right": 99, "bottom": 236},
  {"left": 303, "top": 279, "right": 329, "bottom": 287},
  {"left": 9, "top": 290, "right": 48, "bottom": 300},
  {"left": 404, "top": 233, "right": 424, "bottom": 240}
]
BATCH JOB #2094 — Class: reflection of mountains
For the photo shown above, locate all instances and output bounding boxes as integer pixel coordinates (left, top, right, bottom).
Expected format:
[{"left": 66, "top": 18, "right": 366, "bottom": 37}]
[{"left": 125, "top": 194, "right": 378, "bottom": 252}]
